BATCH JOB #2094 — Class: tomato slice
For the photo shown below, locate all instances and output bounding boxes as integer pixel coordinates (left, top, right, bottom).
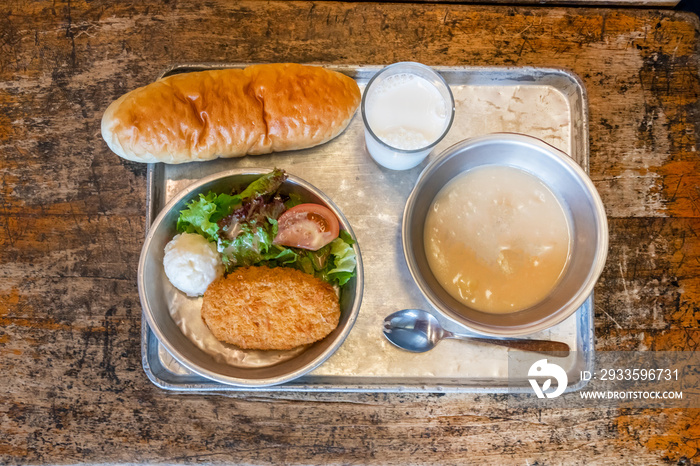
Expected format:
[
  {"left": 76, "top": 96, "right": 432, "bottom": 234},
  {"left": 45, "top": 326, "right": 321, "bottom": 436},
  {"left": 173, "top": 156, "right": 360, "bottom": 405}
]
[{"left": 273, "top": 203, "right": 340, "bottom": 250}]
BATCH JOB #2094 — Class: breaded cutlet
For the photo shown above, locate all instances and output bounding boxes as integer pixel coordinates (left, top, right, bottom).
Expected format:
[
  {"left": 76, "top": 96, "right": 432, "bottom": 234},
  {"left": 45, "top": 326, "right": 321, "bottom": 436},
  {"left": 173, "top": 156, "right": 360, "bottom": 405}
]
[{"left": 201, "top": 266, "right": 340, "bottom": 350}]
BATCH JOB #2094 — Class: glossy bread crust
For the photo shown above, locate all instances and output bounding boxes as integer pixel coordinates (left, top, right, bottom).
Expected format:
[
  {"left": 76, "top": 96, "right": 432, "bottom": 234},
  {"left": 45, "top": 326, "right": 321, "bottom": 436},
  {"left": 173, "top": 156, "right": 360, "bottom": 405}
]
[{"left": 101, "top": 64, "right": 361, "bottom": 163}]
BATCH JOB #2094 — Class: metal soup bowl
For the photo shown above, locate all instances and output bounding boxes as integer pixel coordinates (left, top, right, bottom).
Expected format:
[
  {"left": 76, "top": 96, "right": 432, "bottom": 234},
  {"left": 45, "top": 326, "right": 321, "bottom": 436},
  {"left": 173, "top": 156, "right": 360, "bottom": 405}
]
[
  {"left": 138, "top": 169, "right": 363, "bottom": 387},
  {"left": 402, "top": 134, "right": 608, "bottom": 337}
]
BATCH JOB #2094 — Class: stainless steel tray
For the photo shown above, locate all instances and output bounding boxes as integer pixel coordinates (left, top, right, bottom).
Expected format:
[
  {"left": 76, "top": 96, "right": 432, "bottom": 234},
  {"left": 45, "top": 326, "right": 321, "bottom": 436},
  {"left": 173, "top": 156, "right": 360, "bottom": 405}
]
[{"left": 140, "top": 64, "right": 594, "bottom": 392}]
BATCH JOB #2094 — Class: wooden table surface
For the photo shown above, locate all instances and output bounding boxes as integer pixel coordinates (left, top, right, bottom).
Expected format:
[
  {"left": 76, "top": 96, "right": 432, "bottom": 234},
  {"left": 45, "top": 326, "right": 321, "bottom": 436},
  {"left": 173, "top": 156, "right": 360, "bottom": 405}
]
[{"left": 1, "top": 1, "right": 699, "bottom": 464}]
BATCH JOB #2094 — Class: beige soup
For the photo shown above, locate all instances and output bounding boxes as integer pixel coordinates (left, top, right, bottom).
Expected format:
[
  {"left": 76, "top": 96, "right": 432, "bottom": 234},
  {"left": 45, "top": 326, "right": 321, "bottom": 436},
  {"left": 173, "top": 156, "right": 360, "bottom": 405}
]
[{"left": 424, "top": 165, "right": 571, "bottom": 314}]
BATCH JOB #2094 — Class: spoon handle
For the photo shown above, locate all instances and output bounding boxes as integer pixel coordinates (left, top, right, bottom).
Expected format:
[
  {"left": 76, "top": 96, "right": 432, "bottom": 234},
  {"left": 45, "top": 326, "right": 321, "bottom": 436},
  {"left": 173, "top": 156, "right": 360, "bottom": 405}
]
[{"left": 447, "top": 334, "right": 570, "bottom": 356}]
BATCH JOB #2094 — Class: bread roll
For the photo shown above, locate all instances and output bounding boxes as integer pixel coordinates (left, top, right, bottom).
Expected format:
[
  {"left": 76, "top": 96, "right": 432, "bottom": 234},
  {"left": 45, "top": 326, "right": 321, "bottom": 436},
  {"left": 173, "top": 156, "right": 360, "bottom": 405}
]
[{"left": 101, "top": 63, "right": 361, "bottom": 164}]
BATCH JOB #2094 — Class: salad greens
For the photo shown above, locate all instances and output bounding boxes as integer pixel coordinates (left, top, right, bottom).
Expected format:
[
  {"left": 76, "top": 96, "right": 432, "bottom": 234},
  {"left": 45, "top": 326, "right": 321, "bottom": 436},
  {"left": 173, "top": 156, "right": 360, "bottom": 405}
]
[
  {"left": 176, "top": 169, "right": 357, "bottom": 287},
  {"left": 177, "top": 169, "right": 286, "bottom": 238}
]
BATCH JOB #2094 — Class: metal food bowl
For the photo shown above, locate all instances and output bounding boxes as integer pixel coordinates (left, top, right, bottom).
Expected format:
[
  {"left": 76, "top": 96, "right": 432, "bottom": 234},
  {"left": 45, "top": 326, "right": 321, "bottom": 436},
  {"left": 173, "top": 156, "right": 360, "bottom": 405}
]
[
  {"left": 138, "top": 169, "right": 363, "bottom": 387},
  {"left": 402, "top": 133, "right": 608, "bottom": 337}
]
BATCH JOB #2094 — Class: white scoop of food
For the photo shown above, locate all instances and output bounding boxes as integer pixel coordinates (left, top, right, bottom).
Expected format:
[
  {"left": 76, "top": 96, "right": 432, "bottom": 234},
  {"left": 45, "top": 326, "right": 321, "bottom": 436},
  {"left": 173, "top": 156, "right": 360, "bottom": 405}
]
[{"left": 163, "top": 233, "right": 224, "bottom": 297}]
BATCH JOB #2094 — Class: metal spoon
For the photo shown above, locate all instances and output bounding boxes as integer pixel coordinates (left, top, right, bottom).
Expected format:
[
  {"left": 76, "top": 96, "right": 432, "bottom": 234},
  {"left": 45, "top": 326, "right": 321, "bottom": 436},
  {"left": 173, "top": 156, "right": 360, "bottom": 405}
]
[{"left": 383, "top": 309, "right": 570, "bottom": 356}]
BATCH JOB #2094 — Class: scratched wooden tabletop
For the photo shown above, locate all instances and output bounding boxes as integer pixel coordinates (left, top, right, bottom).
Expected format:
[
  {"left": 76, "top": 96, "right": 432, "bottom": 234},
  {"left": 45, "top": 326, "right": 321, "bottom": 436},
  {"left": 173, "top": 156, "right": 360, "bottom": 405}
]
[{"left": 1, "top": 1, "right": 699, "bottom": 464}]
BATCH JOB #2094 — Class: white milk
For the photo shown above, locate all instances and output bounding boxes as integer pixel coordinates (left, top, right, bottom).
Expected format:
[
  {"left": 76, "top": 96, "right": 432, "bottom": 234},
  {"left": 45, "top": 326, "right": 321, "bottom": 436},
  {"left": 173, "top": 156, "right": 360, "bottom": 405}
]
[
  {"left": 366, "top": 73, "right": 449, "bottom": 149},
  {"left": 363, "top": 69, "right": 452, "bottom": 170}
]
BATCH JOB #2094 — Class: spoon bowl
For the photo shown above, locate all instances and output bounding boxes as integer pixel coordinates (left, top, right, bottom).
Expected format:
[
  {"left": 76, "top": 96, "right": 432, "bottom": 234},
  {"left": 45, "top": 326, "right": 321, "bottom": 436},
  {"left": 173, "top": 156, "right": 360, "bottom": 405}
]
[
  {"left": 383, "top": 309, "right": 570, "bottom": 355},
  {"left": 382, "top": 309, "right": 445, "bottom": 353}
]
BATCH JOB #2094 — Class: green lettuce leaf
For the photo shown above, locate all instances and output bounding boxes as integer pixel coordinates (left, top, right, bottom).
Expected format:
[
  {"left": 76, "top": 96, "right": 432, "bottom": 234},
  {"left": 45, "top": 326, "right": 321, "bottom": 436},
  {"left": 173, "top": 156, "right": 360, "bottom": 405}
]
[
  {"left": 270, "top": 246, "right": 299, "bottom": 265},
  {"left": 220, "top": 221, "right": 275, "bottom": 267},
  {"left": 327, "top": 237, "right": 357, "bottom": 286},
  {"left": 238, "top": 168, "right": 286, "bottom": 201},
  {"left": 176, "top": 169, "right": 286, "bottom": 241},
  {"left": 176, "top": 192, "right": 240, "bottom": 239},
  {"left": 284, "top": 192, "right": 304, "bottom": 209}
]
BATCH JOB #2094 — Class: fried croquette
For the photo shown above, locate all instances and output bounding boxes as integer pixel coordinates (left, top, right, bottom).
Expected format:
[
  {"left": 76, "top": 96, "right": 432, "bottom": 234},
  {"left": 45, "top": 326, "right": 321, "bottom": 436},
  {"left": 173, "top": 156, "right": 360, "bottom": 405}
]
[{"left": 201, "top": 266, "right": 340, "bottom": 350}]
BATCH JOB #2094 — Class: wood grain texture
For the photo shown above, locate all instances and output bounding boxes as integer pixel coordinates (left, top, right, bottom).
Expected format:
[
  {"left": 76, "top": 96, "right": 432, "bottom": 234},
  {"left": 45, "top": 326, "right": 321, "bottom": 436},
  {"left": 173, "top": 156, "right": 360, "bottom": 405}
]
[
  {"left": 380, "top": 0, "right": 681, "bottom": 5},
  {"left": 1, "top": 1, "right": 699, "bottom": 464}
]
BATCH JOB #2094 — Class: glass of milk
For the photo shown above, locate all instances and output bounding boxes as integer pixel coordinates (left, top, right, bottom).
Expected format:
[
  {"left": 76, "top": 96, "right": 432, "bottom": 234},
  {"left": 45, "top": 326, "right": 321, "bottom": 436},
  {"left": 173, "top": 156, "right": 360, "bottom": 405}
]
[{"left": 361, "top": 62, "right": 455, "bottom": 170}]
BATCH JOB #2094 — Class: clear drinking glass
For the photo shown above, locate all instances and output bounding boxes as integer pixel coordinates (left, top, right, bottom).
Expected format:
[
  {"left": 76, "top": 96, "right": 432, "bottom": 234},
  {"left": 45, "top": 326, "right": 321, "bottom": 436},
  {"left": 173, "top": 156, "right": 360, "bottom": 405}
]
[{"left": 361, "top": 62, "right": 455, "bottom": 170}]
